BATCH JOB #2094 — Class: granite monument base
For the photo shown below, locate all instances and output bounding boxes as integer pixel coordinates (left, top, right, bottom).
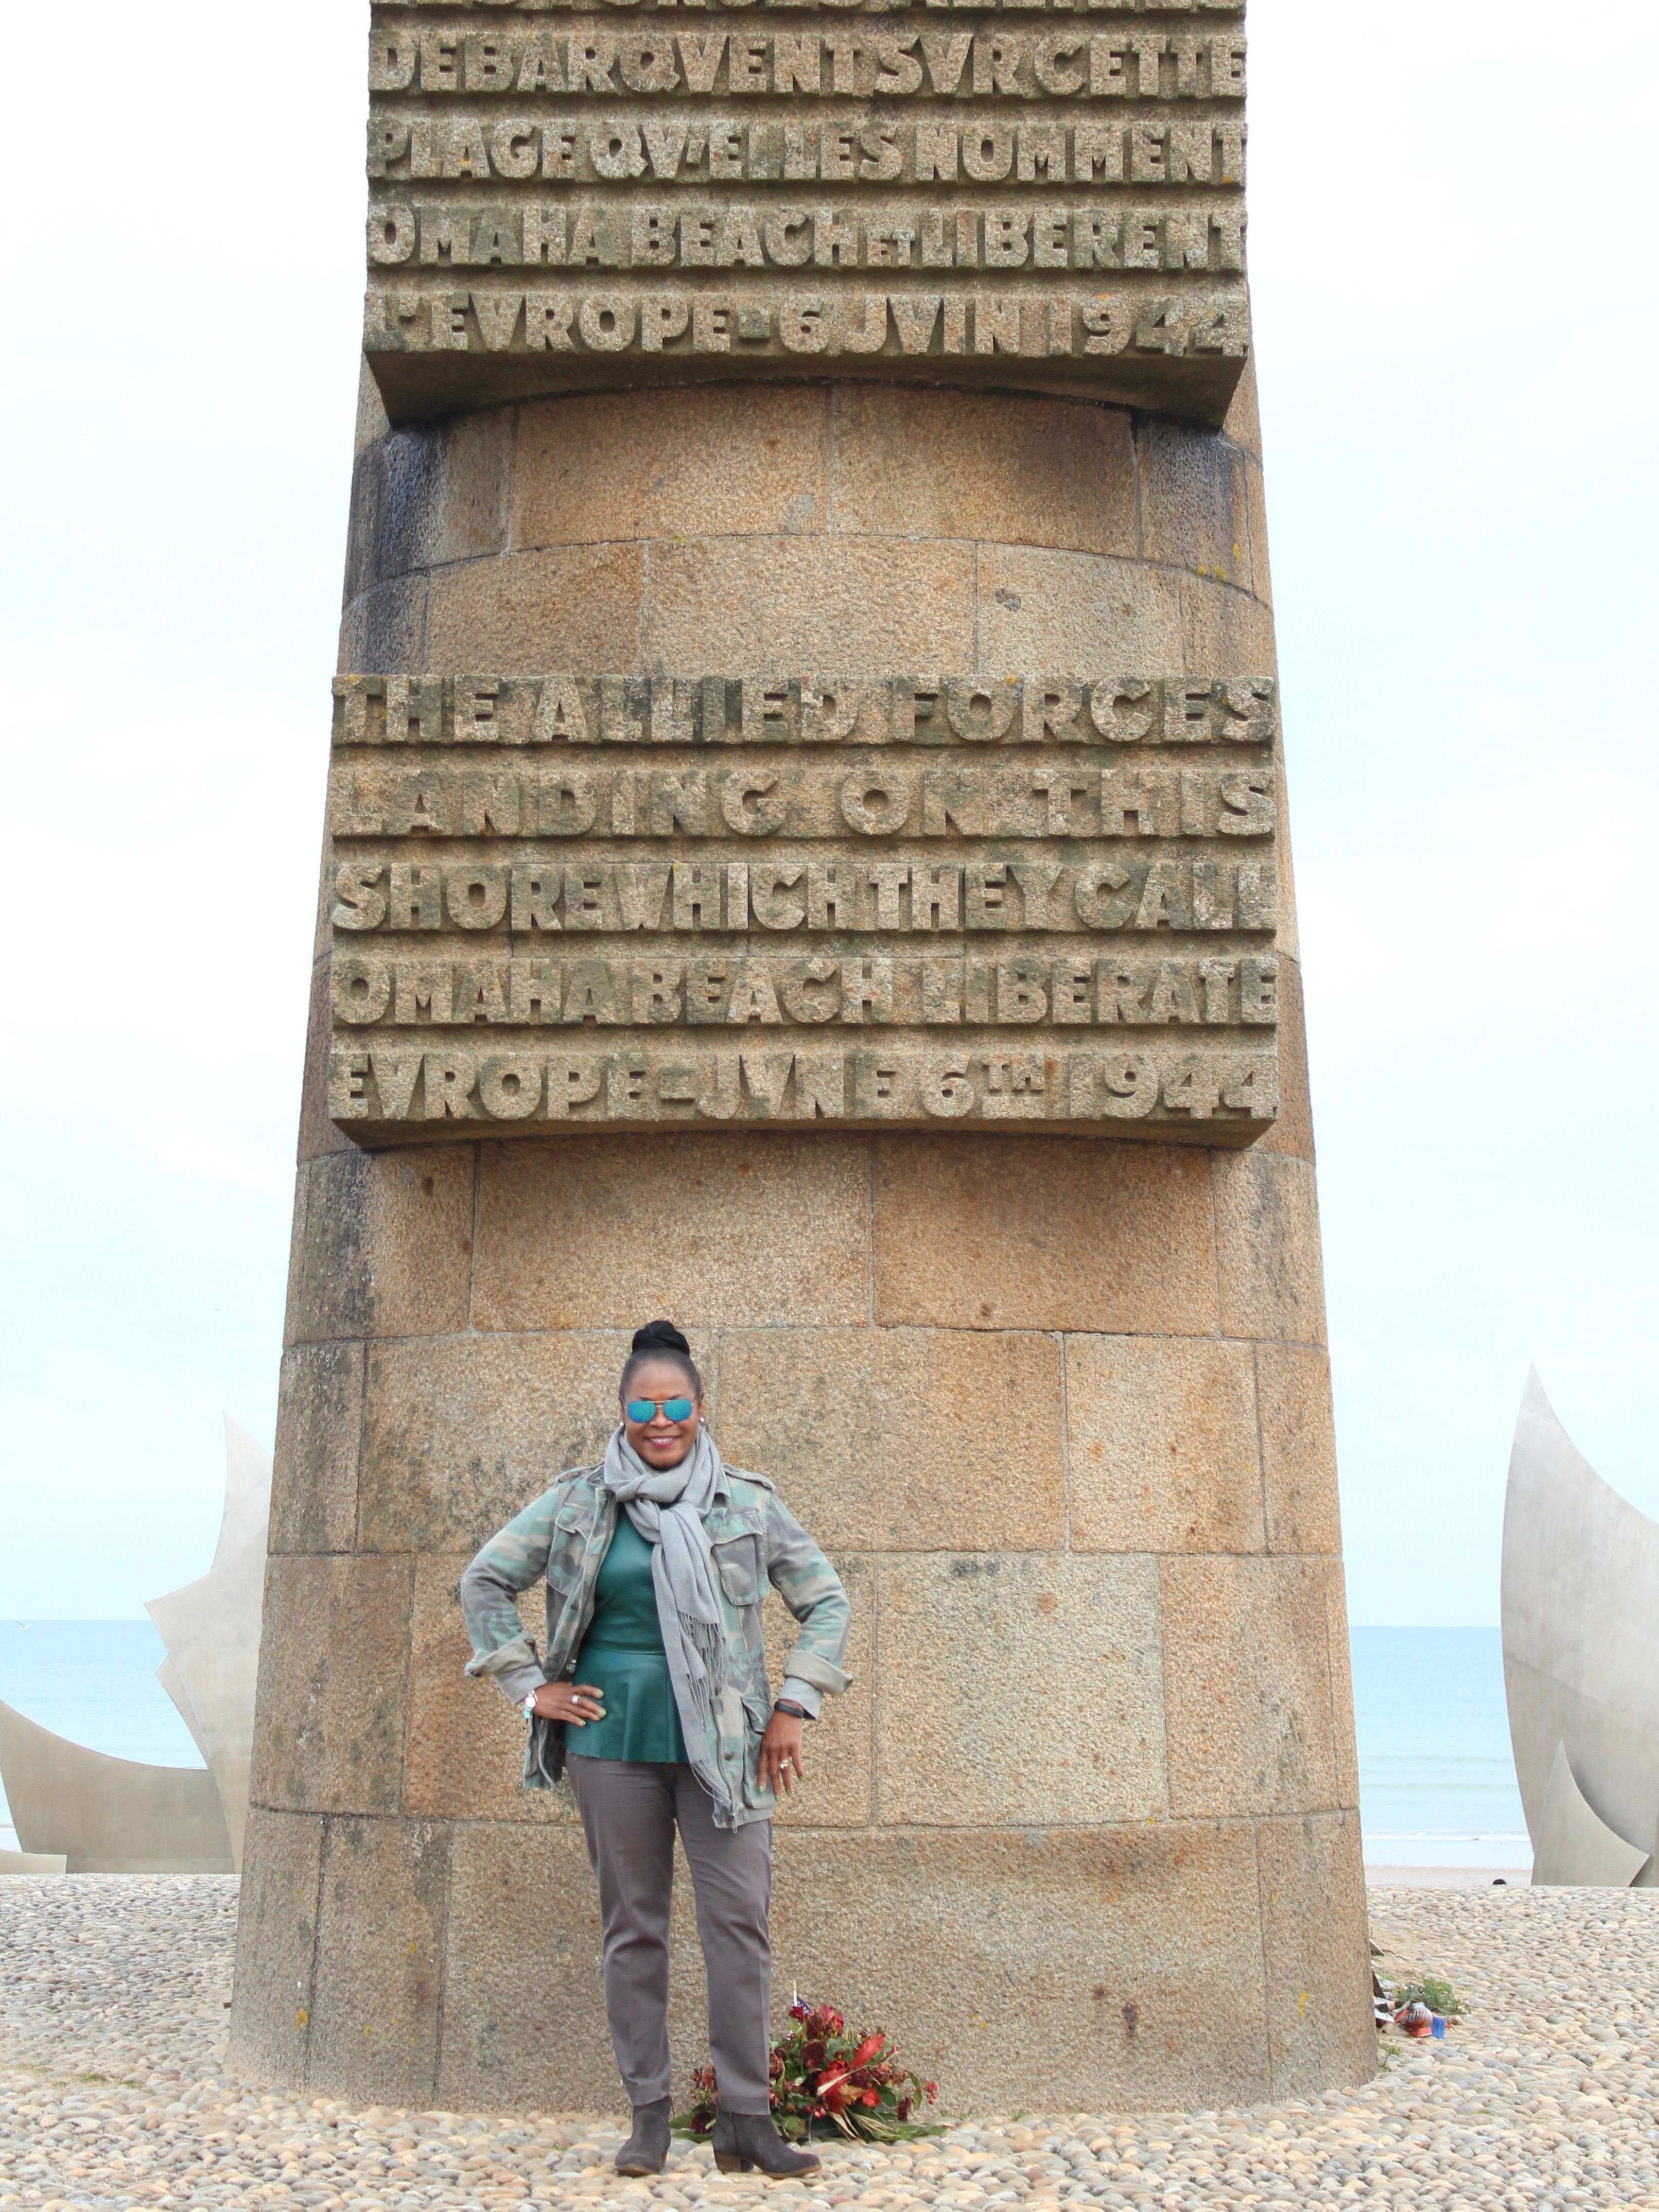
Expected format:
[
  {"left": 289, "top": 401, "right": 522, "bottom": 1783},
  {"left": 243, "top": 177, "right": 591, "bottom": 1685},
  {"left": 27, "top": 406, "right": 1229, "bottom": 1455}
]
[{"left": 231, "top": 370, "right": 1372, "bottom": 2113}]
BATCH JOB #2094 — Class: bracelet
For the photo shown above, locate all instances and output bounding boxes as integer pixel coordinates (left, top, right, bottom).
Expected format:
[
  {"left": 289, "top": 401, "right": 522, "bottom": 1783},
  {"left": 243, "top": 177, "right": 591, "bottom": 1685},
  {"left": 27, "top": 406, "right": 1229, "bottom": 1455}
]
[{"left": 774, "top": 1699, "right": 809, "bottom": 1719}]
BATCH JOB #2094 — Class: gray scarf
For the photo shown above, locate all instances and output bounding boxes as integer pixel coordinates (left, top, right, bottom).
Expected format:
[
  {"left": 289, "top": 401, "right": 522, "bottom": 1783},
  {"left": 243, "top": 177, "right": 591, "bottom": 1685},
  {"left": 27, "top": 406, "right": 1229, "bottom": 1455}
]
[{"left": 601, "top": 1423, "right": 731, "bottom": 1818}]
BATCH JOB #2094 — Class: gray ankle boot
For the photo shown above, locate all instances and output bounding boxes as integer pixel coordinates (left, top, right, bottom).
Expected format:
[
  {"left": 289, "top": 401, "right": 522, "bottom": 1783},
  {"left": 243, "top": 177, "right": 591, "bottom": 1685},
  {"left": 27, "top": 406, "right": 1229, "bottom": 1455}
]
[
  {"left": 711, "top": 2111, "right": 821, "bottom": 2176},
  {"left": 615, "top": 2099, "right": 673, "bottom": 2175}
]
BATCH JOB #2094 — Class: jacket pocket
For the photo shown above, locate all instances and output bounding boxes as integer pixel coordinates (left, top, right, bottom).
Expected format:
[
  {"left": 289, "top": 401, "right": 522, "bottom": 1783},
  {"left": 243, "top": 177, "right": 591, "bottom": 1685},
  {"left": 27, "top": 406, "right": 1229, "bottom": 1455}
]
[
  {"left": 712, "top": 1533, "right": 763, "bottom": 1608},
  {"left": 546, "top": 1502, "right": 593, "bottom": 1596}
]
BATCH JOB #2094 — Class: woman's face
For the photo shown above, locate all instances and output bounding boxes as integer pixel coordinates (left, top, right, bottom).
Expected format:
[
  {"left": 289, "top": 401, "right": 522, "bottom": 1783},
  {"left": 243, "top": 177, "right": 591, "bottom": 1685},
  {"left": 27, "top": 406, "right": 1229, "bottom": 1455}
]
[{"left": 620, "top": 1358, "right": 702, "bottom": 1469}]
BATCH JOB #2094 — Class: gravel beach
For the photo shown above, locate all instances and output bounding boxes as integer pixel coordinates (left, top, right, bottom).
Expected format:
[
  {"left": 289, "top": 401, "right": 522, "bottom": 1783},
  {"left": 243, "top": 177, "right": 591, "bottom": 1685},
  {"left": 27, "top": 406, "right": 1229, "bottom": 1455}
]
[{"left": 2, "top": 1878, "right": 1656, "bottom": 2210}]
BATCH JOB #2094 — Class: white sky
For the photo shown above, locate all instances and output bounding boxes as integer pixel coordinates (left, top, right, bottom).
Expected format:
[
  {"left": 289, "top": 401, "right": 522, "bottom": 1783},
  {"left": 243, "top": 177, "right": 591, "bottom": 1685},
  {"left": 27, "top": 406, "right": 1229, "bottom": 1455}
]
[{"left": 1, "top": 0, "right": 1653, "bottom": 1625}]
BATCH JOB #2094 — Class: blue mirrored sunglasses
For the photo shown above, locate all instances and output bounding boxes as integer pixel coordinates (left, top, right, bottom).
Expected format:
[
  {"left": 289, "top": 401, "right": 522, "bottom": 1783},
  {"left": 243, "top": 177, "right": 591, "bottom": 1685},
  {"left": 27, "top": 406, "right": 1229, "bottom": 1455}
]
[{"left": 625, "top": 1396, "right": 694, "bottom": 1424}]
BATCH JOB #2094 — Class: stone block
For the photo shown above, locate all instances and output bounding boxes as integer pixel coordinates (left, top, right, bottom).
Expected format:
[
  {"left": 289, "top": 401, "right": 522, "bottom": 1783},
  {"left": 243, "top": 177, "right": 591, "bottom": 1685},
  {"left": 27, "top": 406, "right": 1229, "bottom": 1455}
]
[
  {"left": 425, "top": 542, "right": 644, "bottom": 673},
  {"left": 717, "top": 1328, "right": 1065, "bottom": 1552},
  {"left": 282, "top": 1165, "right": 309, "bottom": 1353},
  {"left": 290, "top": 1148, "right": 474, "bottom": 1345},
  {"left": 1220, "top": 355, "right": 1263, "bottom": 458},
  {"left": 226, "top": 1807, "right": 323, "bottom": 2086},
  {"left": 1244, "top": 455, "right": 1273, "bottom": 609},
  {"left": 310, "top": 838, "right": 334, "bottom": 966},
  {"left": 344, "top": 411, "right": 513, "bottom": 601},
  {"left": 1067, "top": 1336, "right": 1265, "bottom": 1556},
  {"left": 337, "top": 576, "right": 427, "bottom": 675},
  {"left": 441, "top": 1817, "right": 1275, "bottom": 2114},
  {"left": 359, "top": 1331, "right": 631, "bottom": 1554},
  {"left": 354, "top": 358, "right": 390, "bottom": 461},
  {"left": 1160, "top": 1557, "right": 1338, "bottom": 1817},
  {"left": 1255, "top": 953, "right": 1315, "bottom": 1165},
  {"left": 1176, "top": 571, "right": 1277, "bottom": 677},
  {"left": 644, "top": 538, "right": 974, "bottom": 672},
  {"left": 1256, "top": 1811, "right": 1374, "bottom": 2095},
  {"left": 826, "top": 390, "right": 1136, "bottom": 558},
  {"left": 270, "top": 1342, "right": 365, "bottom": 1555},
  {"left": 767, "top": 1823, "right": 1271, "bottom": 2113},
  {"left": 764, "top": 1554, "right": 874, "bottom": 1829},
  {"left": 1256, "top": 1343, "right": 1342, "bottom": 1555},
  {"left": 296, "top": 958, "right": 352, "bottom": 1169},
  {"left": 250, "top": 1555, "right": 413, "bottom": 1816},
  {"left": 1212, "top": 1152, "right": 1329, "bottom": 1346},
  {"left": 439, "top": 1820, "right": 707, "bottom": 2113},
  {"left": 405, "top": 1557, "right": 574, "bottom": 1824},
  {"left": 1325, "top": 1560, "right": 1360, "bottom": 1809},
  {"left": 871, "top": 1137, "right": 1217, "bottom": 1334},
  {"left": 471, "top": 1135, "right": 870, "bottom": 1331},
  {"left": 307, "top": 1815, "right": 451, "bottom": 2105},
  {"left": 1269, "top": 727, "right": 1304, "bottom": 965},
  {"left": 975, "top": 548, "right": 1183, "bottom": 672},
  {"left": 514, "top": 388, "right": 827, "bottom": 550},
  {"left": 874, "top": 1554, "right": 1166, "bottom": 1825},
  {"left": 1138, "top": 423, "right": 1252, "bottom": 592}
]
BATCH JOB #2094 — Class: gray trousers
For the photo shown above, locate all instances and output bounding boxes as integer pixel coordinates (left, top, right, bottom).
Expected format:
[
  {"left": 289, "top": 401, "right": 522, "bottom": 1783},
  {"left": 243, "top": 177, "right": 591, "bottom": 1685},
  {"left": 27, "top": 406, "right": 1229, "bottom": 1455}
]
[{"left": 568, "top": 1758, "right": 774, "bottom": 2113}]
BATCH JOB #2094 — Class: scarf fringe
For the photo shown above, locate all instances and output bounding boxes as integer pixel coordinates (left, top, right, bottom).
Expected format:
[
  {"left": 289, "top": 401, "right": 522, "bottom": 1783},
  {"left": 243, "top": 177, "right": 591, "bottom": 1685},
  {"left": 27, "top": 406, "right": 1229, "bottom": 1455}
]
[{"left": 681, "top": 1611, "right": 728, "bottom": 1704}]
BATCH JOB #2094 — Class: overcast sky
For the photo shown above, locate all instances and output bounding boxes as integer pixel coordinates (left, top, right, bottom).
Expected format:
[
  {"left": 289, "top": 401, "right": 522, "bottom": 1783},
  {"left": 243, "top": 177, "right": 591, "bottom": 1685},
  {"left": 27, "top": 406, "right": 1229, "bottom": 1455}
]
[{"left": 1, "top": 0, "right": 1653, "bottom": 1626}]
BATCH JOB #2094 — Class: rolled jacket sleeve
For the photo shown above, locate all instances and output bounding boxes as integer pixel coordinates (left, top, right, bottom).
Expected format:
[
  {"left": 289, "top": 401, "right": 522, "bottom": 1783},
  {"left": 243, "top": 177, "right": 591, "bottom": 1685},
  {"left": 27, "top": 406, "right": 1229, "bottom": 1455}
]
[
  {"left": 459, "top": 1491, "right": 560, "bottom": 1706},
  {"left": 764, "top": 1491, "right": 852, "bottom": 1703}
]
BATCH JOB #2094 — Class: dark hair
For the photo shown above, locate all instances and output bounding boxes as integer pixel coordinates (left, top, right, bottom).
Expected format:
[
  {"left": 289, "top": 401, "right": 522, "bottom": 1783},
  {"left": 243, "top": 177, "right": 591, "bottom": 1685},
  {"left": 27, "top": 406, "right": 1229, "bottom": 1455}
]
[{"left": 620, "top": 1320, "right": 703, "bottom": 1401}]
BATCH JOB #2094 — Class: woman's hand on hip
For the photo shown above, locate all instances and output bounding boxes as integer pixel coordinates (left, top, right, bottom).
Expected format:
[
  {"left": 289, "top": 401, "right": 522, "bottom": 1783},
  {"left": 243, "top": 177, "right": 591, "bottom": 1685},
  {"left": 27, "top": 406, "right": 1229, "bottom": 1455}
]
[
  {"left": 759, "top": 1710, "right": 806, "bottom": 1795},
  {"left": 528, "top": 1681, "right": 606, "bottom": 1727}
]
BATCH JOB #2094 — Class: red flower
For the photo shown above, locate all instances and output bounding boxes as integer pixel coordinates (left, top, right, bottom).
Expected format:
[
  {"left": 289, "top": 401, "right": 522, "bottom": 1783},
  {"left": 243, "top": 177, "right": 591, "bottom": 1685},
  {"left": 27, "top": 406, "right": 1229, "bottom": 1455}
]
[
  {"left": 813, "top": 2067, "right": 850, "bottom": 2111},
  {"left": 678, "top": 1996, "right": 936, "bottom": 2147}
]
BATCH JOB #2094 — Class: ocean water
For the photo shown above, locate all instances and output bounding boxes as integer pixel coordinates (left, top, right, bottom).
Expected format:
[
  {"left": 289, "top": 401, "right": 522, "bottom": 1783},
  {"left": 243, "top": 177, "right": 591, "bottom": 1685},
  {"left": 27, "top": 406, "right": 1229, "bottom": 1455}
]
[
  {"left": 1350, "top": 1625, "right": 1530, "bottom": 1869},
  {"left": 0, "top": 1619, "right": 1532, "bottom": 1871}
]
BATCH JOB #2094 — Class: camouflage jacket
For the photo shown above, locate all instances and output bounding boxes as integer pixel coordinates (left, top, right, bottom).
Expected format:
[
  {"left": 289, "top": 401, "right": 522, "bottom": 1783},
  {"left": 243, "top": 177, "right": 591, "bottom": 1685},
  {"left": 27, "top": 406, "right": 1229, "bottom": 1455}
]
[{"left": 458, "top": 1458, "right": 851, "bottom": 1829}]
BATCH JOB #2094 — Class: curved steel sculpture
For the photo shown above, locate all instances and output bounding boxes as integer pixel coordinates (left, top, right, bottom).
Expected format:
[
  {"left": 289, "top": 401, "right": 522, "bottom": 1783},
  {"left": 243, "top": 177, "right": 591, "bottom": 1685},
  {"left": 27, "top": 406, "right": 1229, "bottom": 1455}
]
[
  {"left": 0, "top": 1848, "right": 67, "bottom": 1874},
  {"left": 0, "top": 1698, "right": 233, "bottom": 1873},
  {"left": 145, "top": 1415, "right": 272, "bottom": 1871},
  {"left": 0, "top": 1415, "right": 270, "bottom": 1877},
  {"left": 1501, "top": 1366, "right": 1659, "bottom": 1886}
]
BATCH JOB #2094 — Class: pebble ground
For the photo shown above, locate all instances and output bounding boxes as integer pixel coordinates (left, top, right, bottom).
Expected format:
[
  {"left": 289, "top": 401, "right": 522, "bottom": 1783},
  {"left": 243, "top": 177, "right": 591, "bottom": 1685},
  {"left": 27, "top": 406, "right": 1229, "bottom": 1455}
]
[{"left": 2, "top": 1878, "right": 1656, "bottom": 2210}]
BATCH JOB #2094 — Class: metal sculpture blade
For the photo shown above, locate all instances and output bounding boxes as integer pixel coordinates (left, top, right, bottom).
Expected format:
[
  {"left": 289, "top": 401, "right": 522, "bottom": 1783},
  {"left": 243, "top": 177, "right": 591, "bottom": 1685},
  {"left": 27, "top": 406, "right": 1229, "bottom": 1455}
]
[
  {"left": 1502, "top": 1367, "right": 1659, "bottom": 1886},
  {"left": 0, "top": 1696, "right": 233, "bottom": 1873},
  {"left": 1, "top": 1414, "right": 269, "bottom": 1878},
  {"left": 145, "top": 1414, "right": 272, "bottom": 1872}
]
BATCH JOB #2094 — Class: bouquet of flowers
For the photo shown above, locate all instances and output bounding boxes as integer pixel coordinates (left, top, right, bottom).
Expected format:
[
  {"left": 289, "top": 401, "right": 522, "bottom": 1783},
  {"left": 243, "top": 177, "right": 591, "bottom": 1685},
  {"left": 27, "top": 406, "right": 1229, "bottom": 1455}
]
[{"left": 675, "top": 1996, "right": 941, "bottom": 2144}]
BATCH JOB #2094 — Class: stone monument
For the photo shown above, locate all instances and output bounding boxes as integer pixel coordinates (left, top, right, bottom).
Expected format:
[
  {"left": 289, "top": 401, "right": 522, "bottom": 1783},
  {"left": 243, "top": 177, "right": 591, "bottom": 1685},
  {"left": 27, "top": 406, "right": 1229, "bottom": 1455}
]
[{"left": 231, "top": 0, "right": 1372, "bottom": 2114}]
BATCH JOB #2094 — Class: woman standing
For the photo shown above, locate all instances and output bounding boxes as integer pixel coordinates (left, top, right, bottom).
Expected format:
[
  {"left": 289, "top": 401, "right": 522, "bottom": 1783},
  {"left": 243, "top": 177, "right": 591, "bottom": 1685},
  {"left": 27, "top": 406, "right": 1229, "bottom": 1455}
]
[{"left": 460, "top": 1321, "right": 851, "bottom": 2179}]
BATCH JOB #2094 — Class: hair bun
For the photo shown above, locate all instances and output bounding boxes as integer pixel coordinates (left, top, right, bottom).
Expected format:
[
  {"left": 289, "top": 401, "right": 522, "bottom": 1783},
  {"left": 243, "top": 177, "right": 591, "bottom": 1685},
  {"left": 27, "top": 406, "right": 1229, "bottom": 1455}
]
[{"left": 631, "top": 1319, "right": 691, "bottom": 1357}]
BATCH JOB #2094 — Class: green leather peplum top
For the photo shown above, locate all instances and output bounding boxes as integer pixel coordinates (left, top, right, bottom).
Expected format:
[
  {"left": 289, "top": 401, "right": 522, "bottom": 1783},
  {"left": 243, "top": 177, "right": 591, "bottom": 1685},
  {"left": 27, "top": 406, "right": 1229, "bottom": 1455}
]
[{"left": 564, "top": 1512, "right": 688, "bottom": 1766}]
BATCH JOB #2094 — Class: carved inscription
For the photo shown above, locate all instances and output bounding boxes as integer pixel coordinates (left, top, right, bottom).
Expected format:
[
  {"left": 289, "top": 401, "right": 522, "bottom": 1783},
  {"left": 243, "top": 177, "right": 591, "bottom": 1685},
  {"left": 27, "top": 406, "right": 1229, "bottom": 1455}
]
[
  {"left": 363, "top": 2, "right": 1250, "bottom": 419},
  {"left": 327, "top": 670, "right": 1281, "bottom": 1137}
]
